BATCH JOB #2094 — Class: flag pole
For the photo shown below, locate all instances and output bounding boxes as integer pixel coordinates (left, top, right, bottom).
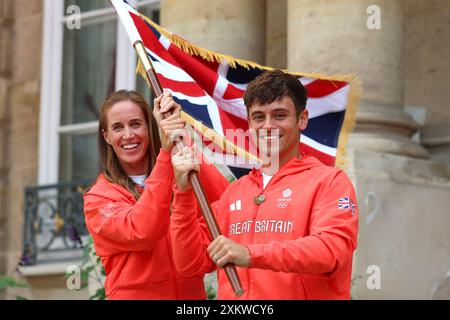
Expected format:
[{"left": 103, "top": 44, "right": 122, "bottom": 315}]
[{"left": 134, "top": 41, "right": 244, "bottom": 297}]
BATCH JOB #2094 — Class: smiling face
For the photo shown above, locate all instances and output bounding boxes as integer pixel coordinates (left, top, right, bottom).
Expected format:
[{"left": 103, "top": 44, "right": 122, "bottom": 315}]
[
  {"left": 102, "top": 100, "right": 150, "bottom": 175},
  {"left": 248, "top": 96, "right": 308, "bottom": 170}
]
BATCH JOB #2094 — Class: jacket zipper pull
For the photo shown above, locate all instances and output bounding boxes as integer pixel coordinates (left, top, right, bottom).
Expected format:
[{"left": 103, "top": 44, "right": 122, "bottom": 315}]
[{"left": 253, "top": 194, "right": 266, "bottom": 205}]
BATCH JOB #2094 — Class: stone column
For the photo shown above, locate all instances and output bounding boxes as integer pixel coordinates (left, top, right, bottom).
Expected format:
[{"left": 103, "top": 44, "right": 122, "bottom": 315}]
[
  {"left": 288, "top": 0, "right": 450, "bottom": 299},
  {"left": 422, "top": 124, "right": 450, "bottom": 165},
  {"left": 288, "top": 0, "right": 428, "bottom": 158},
  {"left": 0, "top": 0, "right": 14, "bottom": 289},
  {"left": 404, "top": 0, "right": 450, "bottom": 165},
  {"left": 266, "top": 0, "right": 287, "bottom": 69},
  {"left": 1, "top": 0, "right": 42, "bottom": 278},
  {"left": 160, "top": 0, "right": 266, "bottom": 64}
]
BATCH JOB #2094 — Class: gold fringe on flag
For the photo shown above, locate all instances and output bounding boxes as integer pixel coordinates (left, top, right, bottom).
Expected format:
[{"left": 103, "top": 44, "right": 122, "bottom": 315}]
[
  {"left": 334, "top": 75, "right": 361, "bottom": 169},
  {"left": 136, "top": 12, "right": 361, "bottom": 169}
]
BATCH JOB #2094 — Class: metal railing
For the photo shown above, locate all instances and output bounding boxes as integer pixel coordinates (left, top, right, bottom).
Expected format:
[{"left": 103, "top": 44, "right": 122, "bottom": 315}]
[{"left": 21, "top": 179, "right": 95, "bottom": 265}]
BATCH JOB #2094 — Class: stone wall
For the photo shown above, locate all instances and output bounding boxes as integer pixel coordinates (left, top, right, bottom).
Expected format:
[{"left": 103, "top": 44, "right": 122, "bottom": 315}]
[
  {"left": 404, "top": 0, "right": 450, "bottom": 126},
  {"left": 404, "top": 0, "right": 450, "bottom": 164},
  {"left": 0, "top": 0, "right": 42, "bottom": 295},
  {"left": 161, "top": 0, "right": 266, "bottom": 64},
  {"left": 0, "top": 0, "right": 15, "bottom": 286},
  {"left": 266, "top": 0, "right": 287, "bottom": 69}
]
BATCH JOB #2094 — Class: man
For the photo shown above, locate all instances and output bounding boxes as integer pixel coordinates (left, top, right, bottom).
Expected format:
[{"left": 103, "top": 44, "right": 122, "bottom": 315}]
[{"left": 169, "top": 69, "right": 359, "bottom": 299}]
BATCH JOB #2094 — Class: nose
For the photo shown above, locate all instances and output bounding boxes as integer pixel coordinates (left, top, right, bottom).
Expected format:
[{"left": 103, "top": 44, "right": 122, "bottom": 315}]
[
  {"left": 262, "top": 116, "right": 277, "bottom": 132},
  {"left": 123, "top": 126, "right": 135, "bottom": 139}
]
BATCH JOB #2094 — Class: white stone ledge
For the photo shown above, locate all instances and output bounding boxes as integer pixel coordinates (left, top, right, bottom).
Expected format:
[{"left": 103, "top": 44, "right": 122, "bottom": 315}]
[
  {"left": 348, "top": 149, "right": 450, "bottom": 188},
  {"left": 19, "top": 261, "right": 81, "bottom": 277}
]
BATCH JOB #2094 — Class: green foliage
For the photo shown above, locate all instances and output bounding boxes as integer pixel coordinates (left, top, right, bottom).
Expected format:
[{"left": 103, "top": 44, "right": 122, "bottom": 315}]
[
  {"left": 89, "top": 288, "right": 106, "bottom": 300},
  {"left": 0, "top": 276, "right": 28, "bottom": 290},
  {"left": 0, "top": 275, "right": 29, "bottom": 300},
  {"left": 206, "top": 283, "right": 217, "bottom": 300},
  {"left": 79, "top": 236, "right": 106, "bottom": 300},
  {"left": 204, "top": 271, "right": 218, "bottom": 300}
]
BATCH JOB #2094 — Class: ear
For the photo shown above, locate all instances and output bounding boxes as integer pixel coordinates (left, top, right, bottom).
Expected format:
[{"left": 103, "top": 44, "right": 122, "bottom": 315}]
[
  {"left": 298, "top": 109, "right": 308, "bottom": 131},
  {"left": 102, "top": 129, "right": 111, "bottom": 145}
]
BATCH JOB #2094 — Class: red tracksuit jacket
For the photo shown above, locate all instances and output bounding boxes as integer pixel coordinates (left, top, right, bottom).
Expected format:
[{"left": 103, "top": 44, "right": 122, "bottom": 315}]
[
  {"left": 170, "top": 154, "right": 359, "bottom": 299},
  {"left": 84, "top": 149, "right": 228, "bottom": 299}
]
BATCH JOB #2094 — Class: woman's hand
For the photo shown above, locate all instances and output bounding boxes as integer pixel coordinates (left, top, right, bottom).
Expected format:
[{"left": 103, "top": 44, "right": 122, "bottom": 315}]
[{"left": 153, "top": 90, "right": 186, "bottom": 152}]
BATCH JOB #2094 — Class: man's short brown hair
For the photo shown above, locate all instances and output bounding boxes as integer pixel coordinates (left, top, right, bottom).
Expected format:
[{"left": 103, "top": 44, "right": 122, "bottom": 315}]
[{"left": 243, "top": 69, "right": 308, "bottom": 118}]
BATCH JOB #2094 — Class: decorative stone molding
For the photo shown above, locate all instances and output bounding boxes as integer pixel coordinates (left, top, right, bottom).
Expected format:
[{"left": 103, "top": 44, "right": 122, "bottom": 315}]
[
  {"left": 422, "top": 123, "right": 450, "bottom": 165},
  {"left": 348, "top": 101, "right": 429, "bottom": 158},
  {"left": 19, "top": 261, "right": 89, "bottom": 300}
]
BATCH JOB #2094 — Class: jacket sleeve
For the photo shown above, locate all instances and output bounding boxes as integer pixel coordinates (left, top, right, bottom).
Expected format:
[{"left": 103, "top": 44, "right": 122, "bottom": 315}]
[
  {"left": 169, "top": 189, "right": 216, "bottom": 276},
  {"left": 84, "top": 150, "right": 173, "bottom": 256},
  {"left": 247, "top": 170, "right": 359, "bottom": 277},
  {"left": 169, "top": 162, "right": 229, "bottom": 276}
]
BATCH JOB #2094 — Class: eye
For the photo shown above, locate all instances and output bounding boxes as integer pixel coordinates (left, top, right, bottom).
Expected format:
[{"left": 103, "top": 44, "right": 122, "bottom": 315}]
[
  {"left": 251, "top": 114, "right": 264, "bottom": 121},
  {"left": 130, "top": 121, "right": 141, "bottom": 129},
  {"left": 111, "top": 124, "right": 123, "bottom": 132},
  {"left": 274, "top": 113, "right": 287, "bottom": 120}
]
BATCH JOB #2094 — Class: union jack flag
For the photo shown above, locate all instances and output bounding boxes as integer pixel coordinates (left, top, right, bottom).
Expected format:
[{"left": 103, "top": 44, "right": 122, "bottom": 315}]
[
  {"left": 111, "top": 0, "right": 360, "bottom": 179},
  {"left": 338, "top": 197, "right": 357, "bottom": 214}
]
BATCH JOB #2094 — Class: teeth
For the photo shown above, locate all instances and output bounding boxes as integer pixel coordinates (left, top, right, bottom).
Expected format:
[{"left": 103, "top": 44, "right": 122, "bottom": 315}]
[
  {"left": 261, "top": 136, "right": 281, "bottom": 140},
  {"left": 122, "top": 143, "right": 139, "bottom": 150}
]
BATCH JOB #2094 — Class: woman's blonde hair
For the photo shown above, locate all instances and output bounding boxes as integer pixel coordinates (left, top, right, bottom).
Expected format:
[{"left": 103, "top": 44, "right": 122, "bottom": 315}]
[{"left": 98, "top": 90, "right": 161, "bottom": 199}]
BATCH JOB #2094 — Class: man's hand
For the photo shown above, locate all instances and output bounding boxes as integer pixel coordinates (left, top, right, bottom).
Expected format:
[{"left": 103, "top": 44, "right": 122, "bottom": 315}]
[
  {"left": 153, "top": 90, "right": 186, "bottom": 152},
  {"left": 207, "top": 235, "right": 250, "bottom": 268},
  {"left": 172, "top": 145, "right": 200, "bottom": 191}
]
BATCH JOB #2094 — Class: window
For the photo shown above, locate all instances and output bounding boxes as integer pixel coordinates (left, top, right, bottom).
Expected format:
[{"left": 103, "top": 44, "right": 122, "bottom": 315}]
[{"left": 39, "top": 0, "right": 160, "bottom": 185}]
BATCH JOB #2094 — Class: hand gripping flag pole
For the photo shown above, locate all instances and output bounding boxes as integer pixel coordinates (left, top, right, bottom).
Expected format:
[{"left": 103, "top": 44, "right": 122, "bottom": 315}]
[{"left": 134, "top": 41, "right": 244, "bottom": 297}]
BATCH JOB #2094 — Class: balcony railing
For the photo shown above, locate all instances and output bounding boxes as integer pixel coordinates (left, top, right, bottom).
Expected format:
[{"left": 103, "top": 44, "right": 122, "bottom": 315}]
[{"left": 21, "top": 178, "right": 95, "bottom": 265}]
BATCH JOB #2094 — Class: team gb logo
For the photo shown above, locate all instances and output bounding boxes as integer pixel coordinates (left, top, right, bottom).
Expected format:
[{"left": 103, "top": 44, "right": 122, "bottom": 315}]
[{"left": 282, "top": 188, "right": 292, "bottom": 198}]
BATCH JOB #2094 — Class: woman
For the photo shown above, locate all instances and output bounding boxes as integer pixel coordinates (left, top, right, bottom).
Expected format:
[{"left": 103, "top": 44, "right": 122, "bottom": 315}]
[{"left": 84, "top": 90, "right": 228, "bottom": 299}]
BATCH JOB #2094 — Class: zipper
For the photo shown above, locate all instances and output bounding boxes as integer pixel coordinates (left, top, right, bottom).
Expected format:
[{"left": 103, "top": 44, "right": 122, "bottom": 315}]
[
  {"left": 246, "top": 170, "right": 281, "bottom": 298},
  {"left": 247, "top": 177, "right": 266, "bottom": 299}
]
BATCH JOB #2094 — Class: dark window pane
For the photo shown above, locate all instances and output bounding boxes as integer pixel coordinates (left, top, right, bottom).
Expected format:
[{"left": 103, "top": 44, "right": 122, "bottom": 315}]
[
  {"left": 59, "top": 133, "right": 100, "bottom": 181},
  {"left": 138, "top": 5, "right": 160, "bottom": 23},
  {"left": 135, "top": 72, "right": 154, "bottom": 106},
  {"left": 64, "top": 0, "right": 112, "bottom": 13},
  {"left": 61, "top": 19, "right": 117, "bottom": 125}
]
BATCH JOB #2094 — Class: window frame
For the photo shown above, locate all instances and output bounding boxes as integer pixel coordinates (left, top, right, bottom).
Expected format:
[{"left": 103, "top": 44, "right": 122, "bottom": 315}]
[{"left": 39, "top": 0, "right": 160, "bottom": 185}]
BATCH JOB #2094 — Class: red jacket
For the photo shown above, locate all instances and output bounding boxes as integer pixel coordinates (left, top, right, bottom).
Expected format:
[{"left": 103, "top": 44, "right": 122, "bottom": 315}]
[
  {"left": 170, "top": 155, "right": 359, "bottom": 299},
  {"left": 84, "top": 149, "right": 228, "bottom": 299}
]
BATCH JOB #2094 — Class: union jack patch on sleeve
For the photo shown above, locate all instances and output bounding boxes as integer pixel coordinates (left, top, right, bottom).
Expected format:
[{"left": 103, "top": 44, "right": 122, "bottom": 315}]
[{"left": 338, "top": 197, "right": 357, "bottom": 214}]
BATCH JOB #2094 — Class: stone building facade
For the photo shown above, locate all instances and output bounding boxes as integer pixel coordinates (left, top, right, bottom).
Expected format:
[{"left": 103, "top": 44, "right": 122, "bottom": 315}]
[
  {"left": 0, "top": 0, "right": 45, "bottom": 299},
  {"left": 0, "top": 0, "right": 449, "bottom": 299}
]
